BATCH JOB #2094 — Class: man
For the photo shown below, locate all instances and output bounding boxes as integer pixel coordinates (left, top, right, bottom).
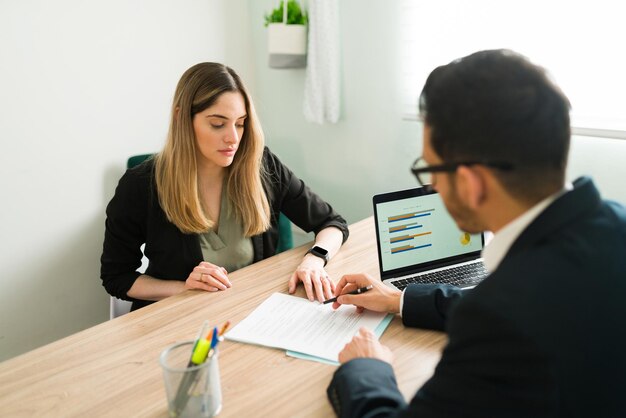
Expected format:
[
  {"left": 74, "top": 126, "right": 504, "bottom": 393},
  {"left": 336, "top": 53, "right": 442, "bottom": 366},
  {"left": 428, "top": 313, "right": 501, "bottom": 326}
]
[{"left": 327, "top": 50, "right": 626, "bottom": 417}]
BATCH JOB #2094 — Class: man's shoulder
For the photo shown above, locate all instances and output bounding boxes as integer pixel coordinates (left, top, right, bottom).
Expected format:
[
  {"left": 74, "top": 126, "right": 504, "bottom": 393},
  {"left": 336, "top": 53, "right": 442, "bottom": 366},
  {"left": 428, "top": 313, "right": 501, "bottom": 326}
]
[
  {"left": 460, "top": 205, "right": 626, "bottom": 332},
  {"left": 601, "top": 198, "right": 626, "bottom": 231}
]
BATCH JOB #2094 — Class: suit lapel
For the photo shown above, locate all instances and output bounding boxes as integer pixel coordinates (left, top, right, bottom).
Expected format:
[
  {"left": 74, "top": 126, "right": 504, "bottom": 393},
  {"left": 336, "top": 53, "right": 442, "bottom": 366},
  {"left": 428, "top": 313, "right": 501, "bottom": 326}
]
[{"left": 505, "top": 177, "right": 601, "bottom": 258}]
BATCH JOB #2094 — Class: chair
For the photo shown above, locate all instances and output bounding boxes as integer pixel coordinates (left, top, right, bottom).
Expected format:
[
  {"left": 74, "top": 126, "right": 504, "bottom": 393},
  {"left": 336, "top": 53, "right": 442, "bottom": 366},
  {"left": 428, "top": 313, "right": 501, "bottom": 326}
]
[
  {"left": 276, "top": 213, "right": 294, "bottom": 253},
  {"left": 109, "top": 297, "right": 132, "bottom": 319},
  {"left": 109, "top": 153, "right": 294, "bottom": 319},
  {"left": 126, "top": 153, "right": 154, "bottom": 169}
]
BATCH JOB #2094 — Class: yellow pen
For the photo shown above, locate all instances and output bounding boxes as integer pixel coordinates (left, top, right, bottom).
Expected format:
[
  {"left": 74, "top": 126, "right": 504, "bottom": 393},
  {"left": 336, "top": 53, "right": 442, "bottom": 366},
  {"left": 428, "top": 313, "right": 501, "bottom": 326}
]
[
  {"left": 190, "top": 329, "right": 213, "bottom": 365},
  {"left": 173, "top": 322, "right": 212, "bottom": 415}
]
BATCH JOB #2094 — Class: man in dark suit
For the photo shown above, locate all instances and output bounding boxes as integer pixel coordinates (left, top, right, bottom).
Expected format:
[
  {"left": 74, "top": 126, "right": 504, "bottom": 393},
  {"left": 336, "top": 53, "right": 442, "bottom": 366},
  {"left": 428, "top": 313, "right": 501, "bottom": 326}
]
[{"left": 327, "top": 49, "right": 626, "bottom": 417}]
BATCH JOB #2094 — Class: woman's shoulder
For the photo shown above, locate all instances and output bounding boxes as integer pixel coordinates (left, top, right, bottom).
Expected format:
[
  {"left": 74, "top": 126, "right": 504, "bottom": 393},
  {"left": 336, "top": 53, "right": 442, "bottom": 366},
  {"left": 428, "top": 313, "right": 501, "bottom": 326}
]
[
  {"left": 126, "top": 157, "right": 155, "bottom": 180},
  {"left": 261, "top": 145, "right": 277, "bottom": 164},
  {"left": 116, "top": 158, "right": 156, "bottom": 196},
  {"left": 261, "top": 146, "right": 291, "bottom": 174}
]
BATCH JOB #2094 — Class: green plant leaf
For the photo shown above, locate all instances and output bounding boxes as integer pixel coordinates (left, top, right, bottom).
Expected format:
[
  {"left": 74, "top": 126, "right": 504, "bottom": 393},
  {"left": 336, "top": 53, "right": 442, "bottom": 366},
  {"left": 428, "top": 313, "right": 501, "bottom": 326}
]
[{"left": 264, "top": 0, "right": 308, "bottom": 27}]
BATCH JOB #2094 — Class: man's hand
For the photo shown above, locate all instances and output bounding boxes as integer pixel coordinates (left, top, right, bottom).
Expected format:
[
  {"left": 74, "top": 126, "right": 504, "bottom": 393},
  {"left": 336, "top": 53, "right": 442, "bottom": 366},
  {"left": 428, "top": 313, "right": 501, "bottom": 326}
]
[
  {"left": 338, "top": 327, "right": 393, "bottom": 364},
  {"left": 332, "top": 273, "right": 402, "bottom": 314}
]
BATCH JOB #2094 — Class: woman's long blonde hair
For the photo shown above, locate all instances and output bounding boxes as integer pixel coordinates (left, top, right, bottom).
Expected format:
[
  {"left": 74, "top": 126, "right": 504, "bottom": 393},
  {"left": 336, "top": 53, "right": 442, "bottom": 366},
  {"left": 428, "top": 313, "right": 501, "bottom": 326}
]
[{"left": 154, "top": 63, "right": 270, "bottom": 236}]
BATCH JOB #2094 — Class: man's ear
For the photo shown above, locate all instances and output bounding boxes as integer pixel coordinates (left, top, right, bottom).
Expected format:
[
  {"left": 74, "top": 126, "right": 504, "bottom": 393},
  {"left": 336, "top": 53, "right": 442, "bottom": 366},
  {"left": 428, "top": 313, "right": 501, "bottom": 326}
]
[{"left": 456, "top": 165, "right": 486, "bottom": 210}]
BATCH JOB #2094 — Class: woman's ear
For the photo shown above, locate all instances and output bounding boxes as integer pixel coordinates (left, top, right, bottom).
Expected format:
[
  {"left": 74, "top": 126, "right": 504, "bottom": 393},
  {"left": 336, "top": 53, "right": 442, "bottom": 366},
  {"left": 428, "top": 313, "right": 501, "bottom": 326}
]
[{"left": 456, "top": 165, "right": 486, "bottom": 210}]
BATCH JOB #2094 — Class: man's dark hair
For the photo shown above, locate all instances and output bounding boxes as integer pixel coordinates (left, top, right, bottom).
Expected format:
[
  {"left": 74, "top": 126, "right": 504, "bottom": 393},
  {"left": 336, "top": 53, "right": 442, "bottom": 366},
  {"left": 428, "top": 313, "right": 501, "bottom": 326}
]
[{"left": 419, "top": 49, "right": 571, "bottom": 203}]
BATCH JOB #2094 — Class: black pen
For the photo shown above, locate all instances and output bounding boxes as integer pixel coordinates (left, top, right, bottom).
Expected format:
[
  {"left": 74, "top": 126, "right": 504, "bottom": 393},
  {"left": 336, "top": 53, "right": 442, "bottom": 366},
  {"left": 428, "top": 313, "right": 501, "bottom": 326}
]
[{"left": 323, "top": 285, "right": 373, "bottom": 304}]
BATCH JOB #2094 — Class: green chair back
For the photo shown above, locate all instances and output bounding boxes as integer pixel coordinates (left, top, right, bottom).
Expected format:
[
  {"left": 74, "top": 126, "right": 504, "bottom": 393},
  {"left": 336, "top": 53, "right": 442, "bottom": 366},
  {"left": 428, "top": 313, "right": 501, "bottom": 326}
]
[
  {"left": 127, "top": 153, "right": 154, "bottom": 169},
  {"left": 276, "top": 213, "right": 294, "bottom": 253}
]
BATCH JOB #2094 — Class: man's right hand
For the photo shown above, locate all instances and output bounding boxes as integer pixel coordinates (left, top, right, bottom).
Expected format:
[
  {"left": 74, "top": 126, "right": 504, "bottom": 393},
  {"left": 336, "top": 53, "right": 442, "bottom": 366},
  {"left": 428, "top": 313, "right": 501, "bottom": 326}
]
[{"left": 332, "top": 273, "right": 402, "bottom": 314}]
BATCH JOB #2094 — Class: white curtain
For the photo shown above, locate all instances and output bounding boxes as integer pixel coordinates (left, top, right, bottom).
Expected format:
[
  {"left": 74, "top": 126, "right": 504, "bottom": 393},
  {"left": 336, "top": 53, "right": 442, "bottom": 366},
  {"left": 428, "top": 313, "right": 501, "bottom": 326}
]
[{"left": 303, "top": 0, "right": 340, "bottom": 124}]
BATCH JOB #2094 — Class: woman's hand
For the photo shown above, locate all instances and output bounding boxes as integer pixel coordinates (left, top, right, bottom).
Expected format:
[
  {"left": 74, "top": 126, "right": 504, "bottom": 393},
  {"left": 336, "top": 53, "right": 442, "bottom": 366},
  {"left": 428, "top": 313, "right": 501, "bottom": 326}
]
[
  {"left": 185, "top": 261, "right": 232, "bottom": 292},
  {"left": 338, "top": 327, "right": 393, "bottom": 364},
  {"left": 288, "top": 255, "right": 335, "bottom": 302}
]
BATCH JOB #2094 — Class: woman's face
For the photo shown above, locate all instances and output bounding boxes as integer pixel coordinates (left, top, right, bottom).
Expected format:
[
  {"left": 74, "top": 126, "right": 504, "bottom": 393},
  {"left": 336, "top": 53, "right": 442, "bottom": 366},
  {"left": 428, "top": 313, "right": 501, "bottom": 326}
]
[{"left": 193, "top": 91, "right": 247, "bottom": 171}]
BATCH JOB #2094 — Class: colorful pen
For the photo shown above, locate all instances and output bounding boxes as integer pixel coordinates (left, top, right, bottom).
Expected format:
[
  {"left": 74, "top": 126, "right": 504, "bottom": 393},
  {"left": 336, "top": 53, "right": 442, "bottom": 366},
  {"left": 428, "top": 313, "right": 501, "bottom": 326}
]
[
  {"left": 207, "top": 326, "right": 220, "bottom": 359},
  {"left": 190, "top": 329, "right": 213, "bottom": 365},
  {"left": 323, "top": 285, "right": 374, "bottom": 304},
  {"left": 187, "top": 321, "right": 209, "bottom": 364},
  {"left": 210, "top": 326, "right": 219, "bottom": 348},
  {"left": 218, "top": 321, "right": 231, "bottom": 337}
]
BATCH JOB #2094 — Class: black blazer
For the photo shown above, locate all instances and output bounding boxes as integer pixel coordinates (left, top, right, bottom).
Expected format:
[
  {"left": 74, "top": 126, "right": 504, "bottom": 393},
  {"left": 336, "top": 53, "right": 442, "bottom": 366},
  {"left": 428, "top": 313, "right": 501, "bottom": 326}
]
[
  {"left": 101, "top": 147, "right": 349, "bottom": 311},
  {"left": 328, "top": 177, "right": 626, "bottom": 417}
]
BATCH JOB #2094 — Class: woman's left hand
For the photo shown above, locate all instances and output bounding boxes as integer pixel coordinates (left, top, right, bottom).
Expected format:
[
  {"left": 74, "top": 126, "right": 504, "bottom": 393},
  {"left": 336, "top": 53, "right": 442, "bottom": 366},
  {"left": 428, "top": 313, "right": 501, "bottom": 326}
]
[{"left": 288, "top": 255, "right": 335, "bottom": 302}]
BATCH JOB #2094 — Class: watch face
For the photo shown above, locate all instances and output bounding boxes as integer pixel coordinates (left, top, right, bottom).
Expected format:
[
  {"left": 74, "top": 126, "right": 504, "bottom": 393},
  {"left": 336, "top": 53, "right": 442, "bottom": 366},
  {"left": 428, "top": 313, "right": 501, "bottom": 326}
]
[{"left": 311, "top": 246, "right": 328, "bottom": 256}]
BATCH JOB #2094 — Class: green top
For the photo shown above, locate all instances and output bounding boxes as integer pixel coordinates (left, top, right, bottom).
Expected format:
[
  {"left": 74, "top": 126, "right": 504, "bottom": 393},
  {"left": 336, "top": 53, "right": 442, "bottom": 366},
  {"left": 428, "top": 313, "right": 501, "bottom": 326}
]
[{"left": 199, "top": 192, "right": 254, "bottom": 272}]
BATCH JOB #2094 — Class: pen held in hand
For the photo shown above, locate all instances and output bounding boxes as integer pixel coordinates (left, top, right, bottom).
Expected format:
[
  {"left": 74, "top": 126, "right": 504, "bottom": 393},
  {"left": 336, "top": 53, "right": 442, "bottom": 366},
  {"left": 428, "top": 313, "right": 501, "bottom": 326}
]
[{"left": 323, "top": 285, "right": 374, "bottom": 304}]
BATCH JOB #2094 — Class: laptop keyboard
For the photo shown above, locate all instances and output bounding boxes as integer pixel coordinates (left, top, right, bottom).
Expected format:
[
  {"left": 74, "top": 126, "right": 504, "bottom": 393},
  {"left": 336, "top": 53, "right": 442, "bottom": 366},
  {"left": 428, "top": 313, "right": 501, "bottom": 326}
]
[{"left": 390, "top": 262, "right": 488, "bottom": 291}]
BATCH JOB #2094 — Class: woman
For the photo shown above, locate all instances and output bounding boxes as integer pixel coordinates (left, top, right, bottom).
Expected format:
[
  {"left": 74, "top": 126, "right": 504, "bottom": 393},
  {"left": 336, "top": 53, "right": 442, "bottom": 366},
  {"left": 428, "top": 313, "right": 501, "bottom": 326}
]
[{"left": 101, "top": 62, "right": 348, "bottom": 311}]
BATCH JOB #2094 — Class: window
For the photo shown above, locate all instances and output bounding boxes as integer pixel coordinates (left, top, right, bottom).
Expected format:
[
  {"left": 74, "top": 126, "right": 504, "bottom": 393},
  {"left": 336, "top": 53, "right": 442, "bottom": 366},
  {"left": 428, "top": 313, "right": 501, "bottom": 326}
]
[{"left": 399, "top": 0, "right": 626, "bottom": 139}]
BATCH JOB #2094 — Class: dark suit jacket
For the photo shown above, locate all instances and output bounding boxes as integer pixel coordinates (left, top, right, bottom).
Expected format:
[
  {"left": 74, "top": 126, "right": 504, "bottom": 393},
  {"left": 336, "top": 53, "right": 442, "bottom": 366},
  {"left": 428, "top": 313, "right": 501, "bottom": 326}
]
[
  {"left": 101, "top": 147, "right": 349, "bottom": 311},
  {"left": 328, "top": 177, "right": 626, "bottom": 417}
]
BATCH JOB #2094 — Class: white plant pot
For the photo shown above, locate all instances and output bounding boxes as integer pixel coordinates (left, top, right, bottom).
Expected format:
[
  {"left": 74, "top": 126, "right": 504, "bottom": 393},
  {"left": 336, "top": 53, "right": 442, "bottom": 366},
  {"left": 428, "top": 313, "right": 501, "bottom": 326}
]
[{"left": 267, "top": 23, "right": 307, "bottom": 68}]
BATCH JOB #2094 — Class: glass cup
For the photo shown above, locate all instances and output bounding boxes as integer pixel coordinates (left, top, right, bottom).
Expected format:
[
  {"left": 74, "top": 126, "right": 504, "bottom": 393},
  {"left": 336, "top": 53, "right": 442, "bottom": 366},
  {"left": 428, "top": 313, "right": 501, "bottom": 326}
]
[{"left": 160, "top": 340, "right": 222, "bottom": 418}]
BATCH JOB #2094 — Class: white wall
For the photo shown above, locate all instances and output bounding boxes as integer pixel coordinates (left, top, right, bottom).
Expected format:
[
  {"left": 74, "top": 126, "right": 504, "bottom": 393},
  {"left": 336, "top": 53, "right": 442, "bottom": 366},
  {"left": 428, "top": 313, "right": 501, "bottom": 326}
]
[
  {"left": 0, "top": 0, "right": 254, "bottom": 361},
  {"left": 568, "top": 135, "right": 626, "bottom": 202},
  {"left": 248, "top": 0, "right": 626, "bottom": 228}
]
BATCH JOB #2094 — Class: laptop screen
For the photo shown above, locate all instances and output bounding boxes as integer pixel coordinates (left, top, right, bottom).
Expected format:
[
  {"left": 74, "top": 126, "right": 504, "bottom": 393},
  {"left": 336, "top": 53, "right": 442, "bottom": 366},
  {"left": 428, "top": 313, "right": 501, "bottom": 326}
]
[{"left": 373, "top": 187, "right": 483, "bottom": 278}]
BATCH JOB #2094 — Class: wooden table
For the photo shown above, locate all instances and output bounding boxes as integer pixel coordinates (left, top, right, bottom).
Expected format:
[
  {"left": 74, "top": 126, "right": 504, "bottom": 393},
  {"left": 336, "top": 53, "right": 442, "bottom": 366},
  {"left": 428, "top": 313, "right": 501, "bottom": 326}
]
[{"left": 0, "top": 218, "right": 446, "bottom": 417}]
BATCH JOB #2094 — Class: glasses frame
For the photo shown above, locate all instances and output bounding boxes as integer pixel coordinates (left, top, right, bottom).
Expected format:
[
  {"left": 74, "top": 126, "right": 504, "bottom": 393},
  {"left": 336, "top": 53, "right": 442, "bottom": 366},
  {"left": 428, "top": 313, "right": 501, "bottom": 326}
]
[{"left": 410, "top": 157, "right": 514, "bottom": 188}]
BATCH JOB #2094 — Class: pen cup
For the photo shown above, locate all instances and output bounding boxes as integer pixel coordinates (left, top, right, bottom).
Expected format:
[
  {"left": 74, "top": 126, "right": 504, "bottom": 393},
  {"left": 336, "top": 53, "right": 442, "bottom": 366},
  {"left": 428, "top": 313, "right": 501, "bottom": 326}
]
[{"left": 160, "top": 340, "right": 222, "bottom": 418}]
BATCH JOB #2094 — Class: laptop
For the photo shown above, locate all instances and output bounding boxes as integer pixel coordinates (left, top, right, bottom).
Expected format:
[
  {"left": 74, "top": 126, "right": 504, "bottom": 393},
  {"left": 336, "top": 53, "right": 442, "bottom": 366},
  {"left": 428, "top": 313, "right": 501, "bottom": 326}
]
[{"left": 373, "top": 187, "right": 488, "bottom": 291}]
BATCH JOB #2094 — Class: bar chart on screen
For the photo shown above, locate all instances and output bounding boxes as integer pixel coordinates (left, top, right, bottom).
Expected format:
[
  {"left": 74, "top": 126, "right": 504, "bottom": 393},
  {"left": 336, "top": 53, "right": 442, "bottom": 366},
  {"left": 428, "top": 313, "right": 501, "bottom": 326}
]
[
  {"left": 375, "top": 192, "right": 481, "bottom": 272},
  {"left": 385, "top": 208, "right": 433, "bottom": 254}
]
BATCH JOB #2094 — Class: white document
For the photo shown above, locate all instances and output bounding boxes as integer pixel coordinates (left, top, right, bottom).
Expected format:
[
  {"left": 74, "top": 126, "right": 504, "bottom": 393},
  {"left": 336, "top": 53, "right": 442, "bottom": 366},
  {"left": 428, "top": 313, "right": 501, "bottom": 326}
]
[{"left": 225, "top": 293, "right": 388, "bottom": 362}]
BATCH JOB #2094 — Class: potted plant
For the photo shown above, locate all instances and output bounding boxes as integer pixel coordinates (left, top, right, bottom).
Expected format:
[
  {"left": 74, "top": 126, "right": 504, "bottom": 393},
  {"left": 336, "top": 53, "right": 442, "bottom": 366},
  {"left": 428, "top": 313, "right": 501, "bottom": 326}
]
[{"left": 264, "top": 0, "right": 308, "bottom": 68}]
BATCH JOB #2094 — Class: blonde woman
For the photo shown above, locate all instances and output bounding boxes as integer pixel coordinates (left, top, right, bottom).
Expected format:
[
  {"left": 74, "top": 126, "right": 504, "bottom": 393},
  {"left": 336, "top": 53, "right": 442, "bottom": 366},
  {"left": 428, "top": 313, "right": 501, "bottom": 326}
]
[{"left": 101, "top": 63, "right": 348, "bottom": 311}]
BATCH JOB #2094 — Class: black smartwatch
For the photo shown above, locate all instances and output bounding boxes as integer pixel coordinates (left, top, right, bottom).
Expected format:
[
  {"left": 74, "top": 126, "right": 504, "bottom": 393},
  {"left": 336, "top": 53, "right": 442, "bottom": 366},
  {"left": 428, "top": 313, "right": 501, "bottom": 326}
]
[{"left": 306, "top": 245, "right": 329, "bottom": 267}]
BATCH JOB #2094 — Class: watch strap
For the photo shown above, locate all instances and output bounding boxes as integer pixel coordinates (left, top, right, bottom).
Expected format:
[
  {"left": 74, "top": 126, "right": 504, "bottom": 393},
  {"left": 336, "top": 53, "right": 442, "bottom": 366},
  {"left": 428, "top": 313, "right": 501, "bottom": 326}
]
[{"left": 306, "top": 246, "right": 329, "bottom": 267}]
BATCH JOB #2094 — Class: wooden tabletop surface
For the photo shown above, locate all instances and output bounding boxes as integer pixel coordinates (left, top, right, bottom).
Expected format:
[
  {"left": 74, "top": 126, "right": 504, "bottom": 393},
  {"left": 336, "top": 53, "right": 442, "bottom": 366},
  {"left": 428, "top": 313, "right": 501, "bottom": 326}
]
[{"left": 0, "top": 217, "right": 446, "bottom": 417}]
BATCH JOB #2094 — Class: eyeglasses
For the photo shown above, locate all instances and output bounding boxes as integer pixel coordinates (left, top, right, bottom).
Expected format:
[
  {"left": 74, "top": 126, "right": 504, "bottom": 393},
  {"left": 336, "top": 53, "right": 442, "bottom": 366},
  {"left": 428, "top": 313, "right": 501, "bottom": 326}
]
[{"left": 410, "top": 157, "right": 514, "bottom": 189}]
